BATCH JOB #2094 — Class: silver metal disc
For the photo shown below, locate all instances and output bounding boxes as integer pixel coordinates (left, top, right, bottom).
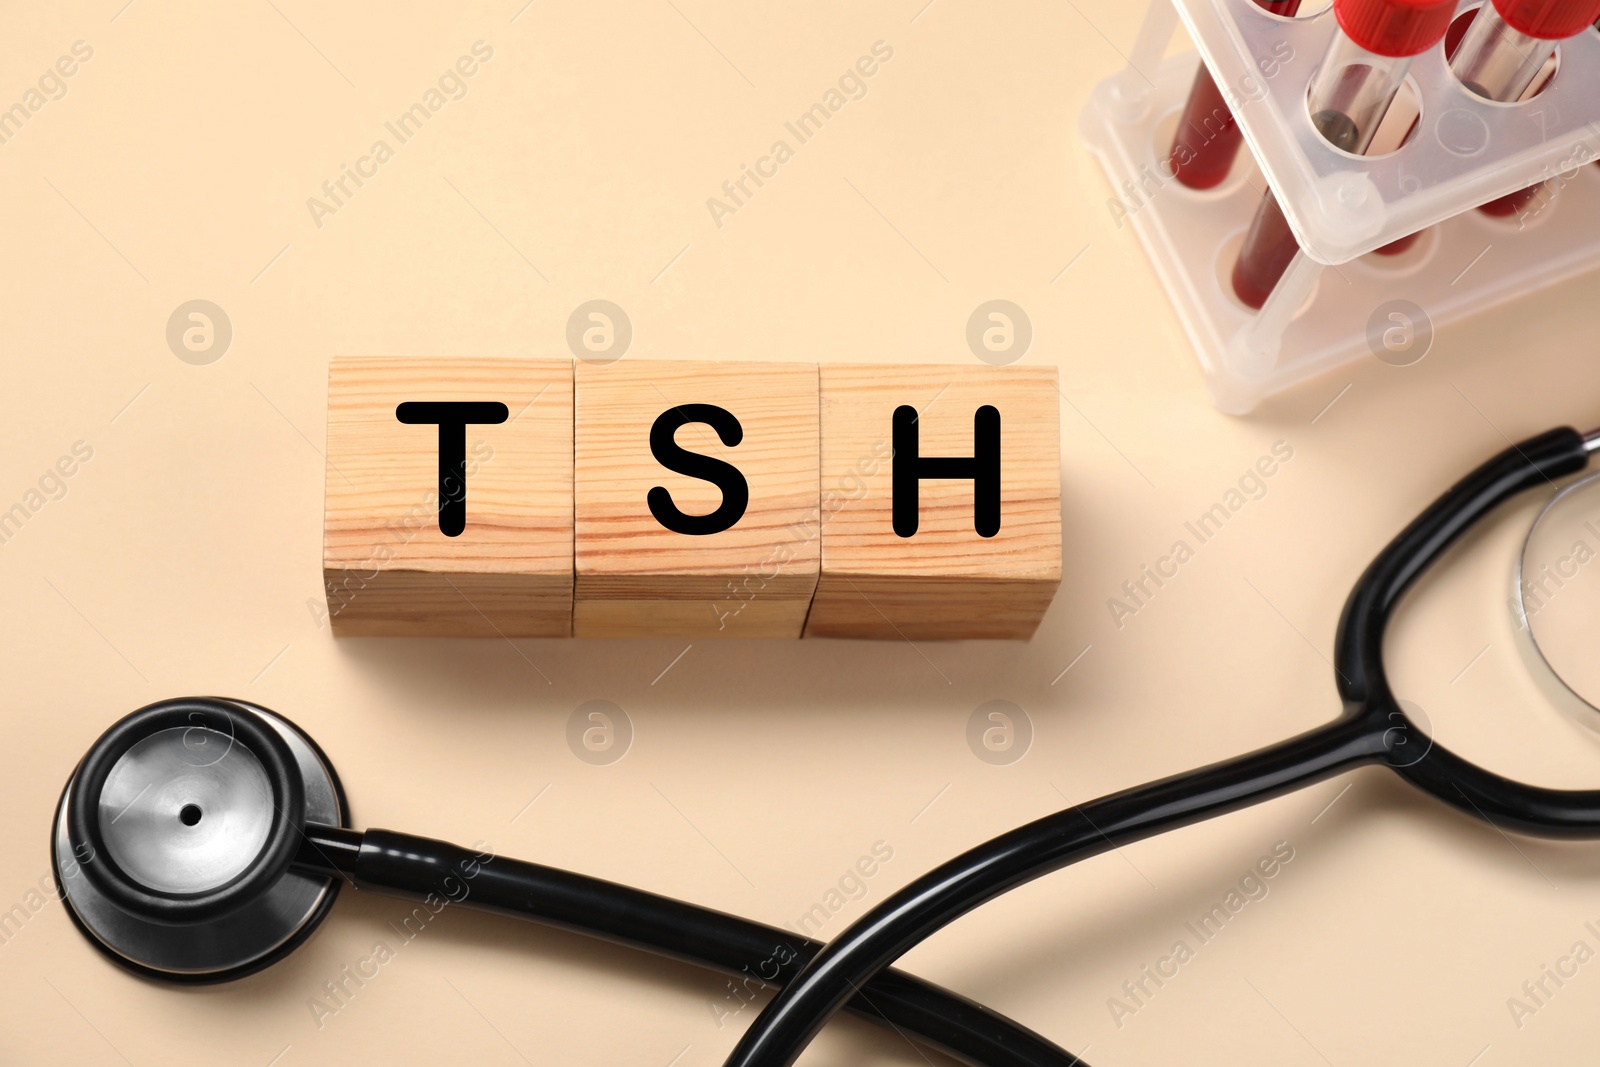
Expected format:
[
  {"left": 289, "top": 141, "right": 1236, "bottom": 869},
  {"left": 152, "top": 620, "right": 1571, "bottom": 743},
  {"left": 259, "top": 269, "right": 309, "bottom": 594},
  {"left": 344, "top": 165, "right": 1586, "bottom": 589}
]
[
  {"left": 98, "top": 726, "right": 275, "bottom": 895},
  {"left": 1514, "top": 471, "right": 1600, "bottom": 729},
  {"left": 56, "top": 699, "right": 344, "bottom": 980}
]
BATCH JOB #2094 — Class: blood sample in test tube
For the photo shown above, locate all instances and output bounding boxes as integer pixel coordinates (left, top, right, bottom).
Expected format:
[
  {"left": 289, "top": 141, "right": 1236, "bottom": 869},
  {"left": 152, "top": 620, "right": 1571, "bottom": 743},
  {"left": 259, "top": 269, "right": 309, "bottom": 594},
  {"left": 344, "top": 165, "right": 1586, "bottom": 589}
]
[
  {"left": 1458, "top": 0, "right": 1600, "bottom": 218},
  {"left": 1167, "top": 0, "right": 1303, "bottom": 190},
  {"left": 1230, "top": 0, "right": 1456, "bottom": 309}
]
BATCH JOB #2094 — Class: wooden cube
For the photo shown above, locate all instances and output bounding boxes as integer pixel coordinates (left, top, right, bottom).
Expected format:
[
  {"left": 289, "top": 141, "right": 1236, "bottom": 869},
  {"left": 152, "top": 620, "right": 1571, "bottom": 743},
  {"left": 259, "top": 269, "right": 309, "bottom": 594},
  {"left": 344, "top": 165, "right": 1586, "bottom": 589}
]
[
  {"left": 803, "top": 364, "right": 1061, "bottom": 640},
  {"left": 573, "top": 360, "right": 820, "bottom": 638},
  {"left": 323, "top": 357, "right": 573, "bottom": 637}
]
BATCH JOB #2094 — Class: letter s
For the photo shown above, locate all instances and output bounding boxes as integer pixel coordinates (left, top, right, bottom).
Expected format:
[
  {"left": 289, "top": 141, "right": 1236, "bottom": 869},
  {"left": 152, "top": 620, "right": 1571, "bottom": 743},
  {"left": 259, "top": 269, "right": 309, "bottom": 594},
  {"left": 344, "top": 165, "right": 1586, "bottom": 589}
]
[{"left": 647, "top": 404, "right": 749, "bottom": 536}]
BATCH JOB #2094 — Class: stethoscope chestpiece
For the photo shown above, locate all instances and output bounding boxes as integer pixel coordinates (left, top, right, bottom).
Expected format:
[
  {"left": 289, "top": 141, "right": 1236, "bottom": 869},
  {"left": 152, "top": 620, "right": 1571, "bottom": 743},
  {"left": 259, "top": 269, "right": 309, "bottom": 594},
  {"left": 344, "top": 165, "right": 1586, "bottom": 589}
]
[
  {"left": 54, "top": 697, "right": 347, "bottom": 982},
  {"left": 1515, "top": 469, "right": 1600, "bottom": 732}
]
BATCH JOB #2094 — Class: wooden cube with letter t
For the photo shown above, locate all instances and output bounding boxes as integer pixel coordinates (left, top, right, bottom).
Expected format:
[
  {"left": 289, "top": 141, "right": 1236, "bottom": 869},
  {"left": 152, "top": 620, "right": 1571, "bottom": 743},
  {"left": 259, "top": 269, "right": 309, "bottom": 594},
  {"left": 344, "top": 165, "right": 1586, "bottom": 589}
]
[
  {"left": 573, "top": 360, "right": 820, "bottom": 637},
  {"left": 322, "top": 356, "right": 574, "bottom": 636},
  {"left": 803, "top": 365, "right": 1061, "bottom": 640}
]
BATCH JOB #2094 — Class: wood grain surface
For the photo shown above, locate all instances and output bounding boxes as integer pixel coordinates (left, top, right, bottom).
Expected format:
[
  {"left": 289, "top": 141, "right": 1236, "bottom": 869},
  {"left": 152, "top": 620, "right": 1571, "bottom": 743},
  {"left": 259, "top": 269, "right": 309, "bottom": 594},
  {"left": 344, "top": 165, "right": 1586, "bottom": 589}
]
[
  {"left": 574, "top": 360, "right": 820, "bottom": 637},
  {"left": 325, "top": 358, "right": 1060, "bottom": 638},
  {"left": 804, "top": 364, "right": 1062, "bottom": 639},
  {"left": 323, "top": 356, "right": 574, "bottom": 636}
]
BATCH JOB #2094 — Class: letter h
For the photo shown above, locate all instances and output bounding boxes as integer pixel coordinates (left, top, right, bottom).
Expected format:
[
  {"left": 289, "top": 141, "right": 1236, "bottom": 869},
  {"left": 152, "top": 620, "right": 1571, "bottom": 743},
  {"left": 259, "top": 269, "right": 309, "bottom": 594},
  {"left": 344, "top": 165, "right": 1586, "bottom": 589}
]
[{"left": 891, "top": 404, "right": 1001, "bottom": 538}]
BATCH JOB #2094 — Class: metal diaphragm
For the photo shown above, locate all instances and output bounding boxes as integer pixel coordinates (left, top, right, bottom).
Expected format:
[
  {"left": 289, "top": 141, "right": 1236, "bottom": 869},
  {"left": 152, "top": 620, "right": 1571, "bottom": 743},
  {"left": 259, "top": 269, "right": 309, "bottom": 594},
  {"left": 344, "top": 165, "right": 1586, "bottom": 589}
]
[
  {"left": 53, "top": 697, "right": 346, "bottom": 982},
  {"left": 1515, "top": 471, "right": 1600, "bottom": 730}
]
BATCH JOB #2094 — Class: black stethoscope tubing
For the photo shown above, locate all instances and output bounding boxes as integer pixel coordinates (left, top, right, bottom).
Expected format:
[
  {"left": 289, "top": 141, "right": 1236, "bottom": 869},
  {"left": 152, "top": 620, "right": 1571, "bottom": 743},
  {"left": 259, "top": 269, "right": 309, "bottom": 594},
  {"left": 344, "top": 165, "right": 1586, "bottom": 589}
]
[
  {"left": 299, "top": 824, "right": 1079, "bottom": 1067},
  {"left": 56, "top": 694, "right": 1080, "bottom": 1067},
  {"left": 720, "top": 426, "right": 1600, "bottom": 1067}
]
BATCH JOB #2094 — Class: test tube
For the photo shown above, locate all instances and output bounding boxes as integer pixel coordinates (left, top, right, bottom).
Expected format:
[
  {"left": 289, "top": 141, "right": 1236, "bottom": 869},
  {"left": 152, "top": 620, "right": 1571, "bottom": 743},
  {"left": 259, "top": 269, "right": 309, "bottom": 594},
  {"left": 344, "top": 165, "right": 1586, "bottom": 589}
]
[
  {"left": 1167, "top": 0, "right": 1303, "bottom": 190},
  {"left": 1230, "top": 0, "right": 1457, "bottom": 309},
  {"left": 1369, "top": 12, "right": 1478, "bottom": 255},
  {"left": 1458, "top": 0, "right": 1600, "bottom": 218}
]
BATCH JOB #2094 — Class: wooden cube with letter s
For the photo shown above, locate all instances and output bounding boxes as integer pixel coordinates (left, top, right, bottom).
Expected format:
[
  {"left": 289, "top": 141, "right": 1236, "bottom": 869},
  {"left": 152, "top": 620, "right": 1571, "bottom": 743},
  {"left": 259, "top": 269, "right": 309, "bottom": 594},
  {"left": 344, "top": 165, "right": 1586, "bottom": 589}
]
[
  {"left": 572, "top": 360, "right": 821, "bottom": 638},
  {"left": 803, "top": 364, "right": 1062, "bottom": 640}
]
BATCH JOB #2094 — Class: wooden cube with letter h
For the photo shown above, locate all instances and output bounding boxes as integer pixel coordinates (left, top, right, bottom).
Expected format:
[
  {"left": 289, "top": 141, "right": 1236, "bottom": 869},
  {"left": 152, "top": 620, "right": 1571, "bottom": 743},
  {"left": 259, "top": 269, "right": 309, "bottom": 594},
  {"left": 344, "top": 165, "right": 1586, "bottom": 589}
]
[
  {"left": 573, "top": 360, "right": 820, "bottom": 637},
  {"left": 322, "top": 356, "right": 574, "bottom": 636},
  {"left": 803, "top": 365, "right": 1061, "bottom": 640}
]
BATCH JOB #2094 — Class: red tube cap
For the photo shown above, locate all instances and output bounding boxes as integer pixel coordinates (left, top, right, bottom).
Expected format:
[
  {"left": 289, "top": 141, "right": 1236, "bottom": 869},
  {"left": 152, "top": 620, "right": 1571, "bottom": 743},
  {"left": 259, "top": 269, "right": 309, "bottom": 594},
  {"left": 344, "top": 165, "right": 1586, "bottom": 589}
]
[
  {"left": 1493, "top": 0, "right": 1600, "bottom": 38},
  {"left": 1334, "top": 0, "right": 1458, "bottom": 56}
]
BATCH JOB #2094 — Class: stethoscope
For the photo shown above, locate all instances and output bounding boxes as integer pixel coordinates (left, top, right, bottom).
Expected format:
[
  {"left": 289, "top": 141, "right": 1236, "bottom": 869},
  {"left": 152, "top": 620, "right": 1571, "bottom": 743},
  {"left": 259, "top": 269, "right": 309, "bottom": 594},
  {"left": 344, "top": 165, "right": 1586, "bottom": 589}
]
[
  {"left": 51, "top": 696, "right": 1075, "bottom": 1067},
  {"left": 52, "top": 426, "right": 1600, "bottom": 1067}
]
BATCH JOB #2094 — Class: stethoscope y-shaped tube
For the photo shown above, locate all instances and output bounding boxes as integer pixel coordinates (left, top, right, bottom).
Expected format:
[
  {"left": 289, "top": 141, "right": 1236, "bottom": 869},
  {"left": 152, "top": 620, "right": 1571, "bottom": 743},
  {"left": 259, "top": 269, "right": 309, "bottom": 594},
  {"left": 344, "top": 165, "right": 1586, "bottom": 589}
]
[
  {"left": 54, "top": 697, "right": 1083, "bottom": 1067},
  {"left": 722, "top": 427, "right": 1600, "bottom": 1067}
]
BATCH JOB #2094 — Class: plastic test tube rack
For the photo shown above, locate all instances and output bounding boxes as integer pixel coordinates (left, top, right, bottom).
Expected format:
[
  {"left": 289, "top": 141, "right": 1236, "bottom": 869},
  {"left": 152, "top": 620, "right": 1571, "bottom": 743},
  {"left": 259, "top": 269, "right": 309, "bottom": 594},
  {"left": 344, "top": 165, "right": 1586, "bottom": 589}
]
[{"left": 1080, "top": 0, "right": 1600, "bottom": 413}]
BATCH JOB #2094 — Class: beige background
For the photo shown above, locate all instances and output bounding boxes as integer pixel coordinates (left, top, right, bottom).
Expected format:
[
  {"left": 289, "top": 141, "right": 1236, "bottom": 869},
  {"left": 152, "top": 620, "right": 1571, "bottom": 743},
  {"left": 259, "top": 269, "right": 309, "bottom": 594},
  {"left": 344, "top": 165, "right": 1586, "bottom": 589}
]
[{"left": 4, "top": 2, "right": 1600, "bottom": 1065}]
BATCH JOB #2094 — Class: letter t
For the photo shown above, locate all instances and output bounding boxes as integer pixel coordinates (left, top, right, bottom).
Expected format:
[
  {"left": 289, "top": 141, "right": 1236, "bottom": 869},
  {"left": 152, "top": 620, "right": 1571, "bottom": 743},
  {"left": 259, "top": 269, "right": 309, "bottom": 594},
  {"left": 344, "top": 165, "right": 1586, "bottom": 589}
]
[{"left": 395, "top": 401, "right": 508, "bottom": 537}]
